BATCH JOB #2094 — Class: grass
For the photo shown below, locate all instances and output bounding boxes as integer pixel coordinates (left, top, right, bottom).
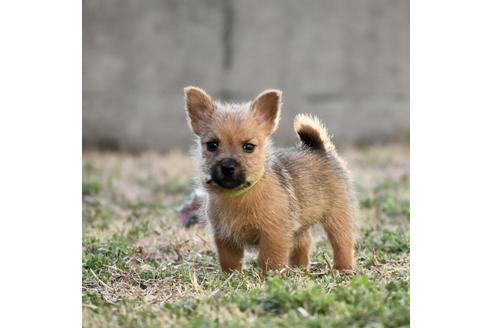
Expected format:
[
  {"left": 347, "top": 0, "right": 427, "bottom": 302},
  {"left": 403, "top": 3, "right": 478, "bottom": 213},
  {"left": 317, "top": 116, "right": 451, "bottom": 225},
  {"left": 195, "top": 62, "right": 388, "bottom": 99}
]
[{"left": 82, "top": 145, "right": 410, "bottom": 327}]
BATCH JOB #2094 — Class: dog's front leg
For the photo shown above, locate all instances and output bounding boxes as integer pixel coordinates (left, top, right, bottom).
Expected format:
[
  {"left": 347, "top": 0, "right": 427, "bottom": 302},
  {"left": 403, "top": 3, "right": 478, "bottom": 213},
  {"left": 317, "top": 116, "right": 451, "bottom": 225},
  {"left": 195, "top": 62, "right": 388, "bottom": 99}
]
[
  {"left": 258, "top": 233, "right": 290, "bottom": 272},
  {"left": 215, "top": 237, "right": 244, "bottom": 273}
]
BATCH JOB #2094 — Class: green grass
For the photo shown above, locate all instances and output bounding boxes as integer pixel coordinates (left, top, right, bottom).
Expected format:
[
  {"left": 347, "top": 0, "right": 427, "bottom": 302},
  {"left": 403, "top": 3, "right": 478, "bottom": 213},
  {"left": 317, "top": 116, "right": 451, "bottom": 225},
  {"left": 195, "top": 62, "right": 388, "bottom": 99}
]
[
  {"left": 82, "top": 146, "right": 409, "bottom": 327},
  {"left": 83, "top": 180, "right": 101, "bottom": 196}
]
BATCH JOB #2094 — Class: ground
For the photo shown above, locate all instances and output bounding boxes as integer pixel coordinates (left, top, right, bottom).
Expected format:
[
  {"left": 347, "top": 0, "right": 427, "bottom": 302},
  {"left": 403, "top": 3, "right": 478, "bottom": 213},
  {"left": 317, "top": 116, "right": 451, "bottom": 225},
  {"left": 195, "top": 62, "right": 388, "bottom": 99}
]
[{"left": 82, "top": 144, "right": 409, "bottom": 328}]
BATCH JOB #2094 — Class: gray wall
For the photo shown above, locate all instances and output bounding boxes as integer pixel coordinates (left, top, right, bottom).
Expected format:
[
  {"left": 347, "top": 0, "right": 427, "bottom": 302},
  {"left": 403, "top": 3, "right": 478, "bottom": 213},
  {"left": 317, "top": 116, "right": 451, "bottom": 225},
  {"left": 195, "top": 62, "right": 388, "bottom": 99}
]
[{"left": 83, "top": 0, "right": 409, "bottom": 152}]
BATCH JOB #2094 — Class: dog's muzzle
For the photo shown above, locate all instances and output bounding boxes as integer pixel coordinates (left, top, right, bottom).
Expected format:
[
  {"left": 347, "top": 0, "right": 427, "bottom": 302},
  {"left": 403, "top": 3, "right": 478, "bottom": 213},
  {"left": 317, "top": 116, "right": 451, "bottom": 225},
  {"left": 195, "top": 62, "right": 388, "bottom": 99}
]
[{"left": 210, "top": 158, "right": 246, "bottom": 189}]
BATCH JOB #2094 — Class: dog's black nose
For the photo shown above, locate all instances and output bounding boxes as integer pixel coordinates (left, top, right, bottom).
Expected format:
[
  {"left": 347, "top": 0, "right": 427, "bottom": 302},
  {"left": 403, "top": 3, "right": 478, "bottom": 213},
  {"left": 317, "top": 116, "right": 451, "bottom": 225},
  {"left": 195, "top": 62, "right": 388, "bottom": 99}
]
[{"left": 220, "top": 159, "right": 236, "bottom": 176}]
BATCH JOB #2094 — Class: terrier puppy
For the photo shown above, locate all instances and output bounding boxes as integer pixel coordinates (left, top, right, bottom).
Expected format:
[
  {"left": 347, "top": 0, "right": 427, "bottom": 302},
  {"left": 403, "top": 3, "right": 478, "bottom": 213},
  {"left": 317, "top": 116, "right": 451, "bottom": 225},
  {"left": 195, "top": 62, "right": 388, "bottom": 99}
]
[{"left": 184, "top": 86, "right": 356, "bottom": 273}]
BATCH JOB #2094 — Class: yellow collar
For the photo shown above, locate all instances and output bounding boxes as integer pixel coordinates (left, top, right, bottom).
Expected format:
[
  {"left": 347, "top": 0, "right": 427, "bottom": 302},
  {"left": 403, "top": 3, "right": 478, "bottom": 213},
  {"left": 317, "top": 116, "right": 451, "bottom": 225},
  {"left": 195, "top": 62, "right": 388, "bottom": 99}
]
[{"left": 222, "top": 168, "right": 265, "bottom": 198}]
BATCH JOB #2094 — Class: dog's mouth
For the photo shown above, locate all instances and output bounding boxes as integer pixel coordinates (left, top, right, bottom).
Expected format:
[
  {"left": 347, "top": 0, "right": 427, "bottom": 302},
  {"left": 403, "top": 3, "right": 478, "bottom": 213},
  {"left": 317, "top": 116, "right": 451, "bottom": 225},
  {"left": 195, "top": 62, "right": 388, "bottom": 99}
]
[{"left": 206, "top": 175, "right": 247, "bottom": 189}]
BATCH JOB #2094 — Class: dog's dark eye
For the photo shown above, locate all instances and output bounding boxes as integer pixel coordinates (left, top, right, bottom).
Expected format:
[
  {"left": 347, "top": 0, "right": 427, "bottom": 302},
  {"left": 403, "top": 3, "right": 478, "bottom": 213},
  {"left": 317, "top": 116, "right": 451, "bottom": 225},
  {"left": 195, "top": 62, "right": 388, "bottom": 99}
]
[
  {"left": 243, "top": 143, "right": 255, "bottom": 153},
  {"left": 206, "top": 141, "right": 219, "bottom": 152}
]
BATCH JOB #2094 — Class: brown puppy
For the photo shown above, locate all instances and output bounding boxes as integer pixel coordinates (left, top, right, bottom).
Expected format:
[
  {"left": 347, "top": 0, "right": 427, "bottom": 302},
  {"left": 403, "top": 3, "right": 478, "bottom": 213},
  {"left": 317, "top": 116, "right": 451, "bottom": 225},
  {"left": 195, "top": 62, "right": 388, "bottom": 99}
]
[{"left": 184, "top": 86, "right": 357, "bottom": 273}]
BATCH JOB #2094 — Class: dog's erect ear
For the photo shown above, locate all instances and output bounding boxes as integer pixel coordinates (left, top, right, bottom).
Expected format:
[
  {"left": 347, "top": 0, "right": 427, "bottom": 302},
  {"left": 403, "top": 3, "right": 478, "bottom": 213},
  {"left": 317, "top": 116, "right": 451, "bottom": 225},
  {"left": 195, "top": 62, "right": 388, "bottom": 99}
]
[
  {"left": 184, "top": 86, "right": 215, "bottom": 135},
  {"left": 251, "top": 89, "right": 282, "bottom": 135}
]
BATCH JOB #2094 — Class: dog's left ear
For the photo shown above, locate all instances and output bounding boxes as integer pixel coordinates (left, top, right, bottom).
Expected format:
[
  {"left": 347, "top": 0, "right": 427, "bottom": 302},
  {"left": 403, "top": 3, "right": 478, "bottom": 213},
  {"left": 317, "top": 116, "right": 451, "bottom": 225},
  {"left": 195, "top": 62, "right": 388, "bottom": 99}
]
[{"left": 251, "top": 89, "right": 282, "bottom": 135}]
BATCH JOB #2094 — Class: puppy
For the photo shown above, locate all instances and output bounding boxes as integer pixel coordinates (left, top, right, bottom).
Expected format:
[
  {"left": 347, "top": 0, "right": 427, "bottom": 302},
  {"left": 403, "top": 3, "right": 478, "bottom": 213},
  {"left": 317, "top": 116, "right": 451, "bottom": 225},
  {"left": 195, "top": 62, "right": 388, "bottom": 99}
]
[{"left": 184, "top": 87, "right": 356, "bottom": 273}]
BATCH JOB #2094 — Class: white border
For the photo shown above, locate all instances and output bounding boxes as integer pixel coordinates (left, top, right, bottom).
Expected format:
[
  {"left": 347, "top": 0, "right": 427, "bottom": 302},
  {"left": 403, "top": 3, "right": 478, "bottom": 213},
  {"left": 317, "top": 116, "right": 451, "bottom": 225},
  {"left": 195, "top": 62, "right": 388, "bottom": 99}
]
[
  {"left": 411, "top": 0, "right": 492, "bottom": 326},
  {"left": 0, "top": 1, "right": 81, "bottom": 326}
]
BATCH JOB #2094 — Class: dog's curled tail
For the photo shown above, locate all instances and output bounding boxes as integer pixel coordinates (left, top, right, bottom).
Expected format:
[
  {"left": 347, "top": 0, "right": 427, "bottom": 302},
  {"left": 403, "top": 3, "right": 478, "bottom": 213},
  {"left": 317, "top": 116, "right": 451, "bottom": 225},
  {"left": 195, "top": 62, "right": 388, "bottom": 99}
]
[{"left": 294, "top": 114, "right": 335, "bottom": 152}]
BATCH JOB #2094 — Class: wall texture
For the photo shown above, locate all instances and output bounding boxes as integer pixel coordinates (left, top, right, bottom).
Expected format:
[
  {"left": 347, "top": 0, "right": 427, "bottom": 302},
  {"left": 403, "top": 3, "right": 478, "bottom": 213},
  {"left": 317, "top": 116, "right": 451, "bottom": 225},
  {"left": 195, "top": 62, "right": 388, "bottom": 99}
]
[{"left": 83, "top": 0, "right": 409, "bottom": 152}]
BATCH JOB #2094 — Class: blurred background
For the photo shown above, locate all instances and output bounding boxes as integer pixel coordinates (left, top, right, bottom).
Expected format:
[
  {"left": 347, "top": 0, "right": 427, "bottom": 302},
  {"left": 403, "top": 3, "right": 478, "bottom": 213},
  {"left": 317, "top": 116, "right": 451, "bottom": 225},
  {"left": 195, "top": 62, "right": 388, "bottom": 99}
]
[{"left": 83, "top": 0, "right": 409, "bottom": 153}]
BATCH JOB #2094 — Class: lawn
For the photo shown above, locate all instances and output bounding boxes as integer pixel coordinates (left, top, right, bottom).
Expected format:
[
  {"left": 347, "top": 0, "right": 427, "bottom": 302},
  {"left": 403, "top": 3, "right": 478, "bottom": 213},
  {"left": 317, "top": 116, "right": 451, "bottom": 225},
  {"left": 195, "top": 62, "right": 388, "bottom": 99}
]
[{"left": 82, "top": 145, "right": 410, "bottom": 327}]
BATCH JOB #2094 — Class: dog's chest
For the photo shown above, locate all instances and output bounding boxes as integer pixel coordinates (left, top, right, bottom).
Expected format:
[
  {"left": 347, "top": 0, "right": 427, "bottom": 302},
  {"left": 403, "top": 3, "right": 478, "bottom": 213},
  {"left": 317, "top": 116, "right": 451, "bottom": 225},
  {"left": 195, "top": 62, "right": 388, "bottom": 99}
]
[
  {"left": 214, "top": 214, "right": 260, "bottom": 246},
  {"left": 233, "top": 224, "right": 261, "bottom": 246},
  {"left": 210, "top": 203, "right": 264, "bottom": 246}
]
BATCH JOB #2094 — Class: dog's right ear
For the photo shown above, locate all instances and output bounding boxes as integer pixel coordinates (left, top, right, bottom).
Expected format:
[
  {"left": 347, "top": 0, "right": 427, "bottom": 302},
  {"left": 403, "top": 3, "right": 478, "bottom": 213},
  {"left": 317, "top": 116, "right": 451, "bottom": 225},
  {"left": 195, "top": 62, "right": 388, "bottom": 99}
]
[{"left": 184, "top": 86, "right": 214, "bottom": 135}]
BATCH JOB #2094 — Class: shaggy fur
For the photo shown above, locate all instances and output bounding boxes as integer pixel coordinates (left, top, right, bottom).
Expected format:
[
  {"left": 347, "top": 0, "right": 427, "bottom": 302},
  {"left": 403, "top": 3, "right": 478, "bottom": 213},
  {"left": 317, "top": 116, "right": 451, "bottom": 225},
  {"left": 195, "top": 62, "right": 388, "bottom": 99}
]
[{"left": 184, "top": 86, "right": 357, "bottom": 273}]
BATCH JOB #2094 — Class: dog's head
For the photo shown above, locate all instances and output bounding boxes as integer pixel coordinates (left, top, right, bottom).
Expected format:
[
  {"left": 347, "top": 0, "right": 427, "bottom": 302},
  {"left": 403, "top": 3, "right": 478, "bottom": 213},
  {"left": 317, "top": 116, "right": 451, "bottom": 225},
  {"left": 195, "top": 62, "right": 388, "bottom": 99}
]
[{"left": 184, "top": 86, "right": 282, "bottom": 191}]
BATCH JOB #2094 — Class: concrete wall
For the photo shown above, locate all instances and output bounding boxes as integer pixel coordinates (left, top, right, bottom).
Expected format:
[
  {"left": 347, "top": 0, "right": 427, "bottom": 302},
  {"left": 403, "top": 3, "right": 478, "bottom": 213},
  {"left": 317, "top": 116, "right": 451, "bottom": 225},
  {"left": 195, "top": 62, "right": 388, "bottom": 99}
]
[{"left": 83, "top": 0, "right": 409, "bottom": 152}]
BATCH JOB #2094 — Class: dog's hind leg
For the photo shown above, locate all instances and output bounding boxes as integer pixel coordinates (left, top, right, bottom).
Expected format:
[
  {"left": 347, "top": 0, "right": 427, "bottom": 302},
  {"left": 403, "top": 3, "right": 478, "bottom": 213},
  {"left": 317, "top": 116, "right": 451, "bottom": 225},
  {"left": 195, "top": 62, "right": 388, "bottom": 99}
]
[
  {"left": 289, "top": 230, "right": 312, "bottom": 268},
  {"left": 321, "top": 208, "right": 355, "bottom": 271}
]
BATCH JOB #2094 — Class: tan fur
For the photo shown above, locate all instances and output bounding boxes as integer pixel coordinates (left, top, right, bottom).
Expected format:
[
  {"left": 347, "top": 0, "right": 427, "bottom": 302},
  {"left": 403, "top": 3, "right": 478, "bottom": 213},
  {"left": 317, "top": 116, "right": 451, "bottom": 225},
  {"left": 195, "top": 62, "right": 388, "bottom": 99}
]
[
  {"left": 294, "top": 114, "right": 333, "bottom": 151},
  {"left": 184, "top": 87, "right": 357, "bottom": 273}
]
